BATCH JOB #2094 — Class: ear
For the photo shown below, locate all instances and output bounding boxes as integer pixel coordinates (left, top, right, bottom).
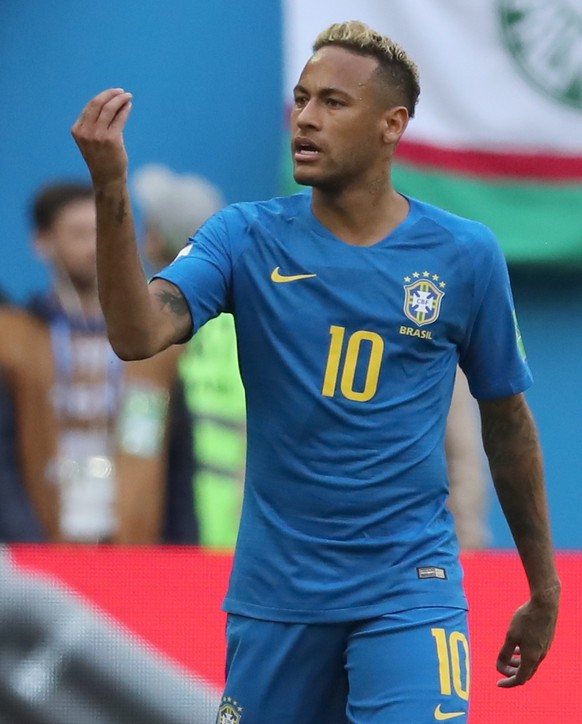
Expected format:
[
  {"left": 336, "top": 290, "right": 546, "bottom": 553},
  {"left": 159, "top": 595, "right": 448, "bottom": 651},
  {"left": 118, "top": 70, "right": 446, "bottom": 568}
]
[{"left": 382, "top": 106, "right": 409, "bottom": 146}]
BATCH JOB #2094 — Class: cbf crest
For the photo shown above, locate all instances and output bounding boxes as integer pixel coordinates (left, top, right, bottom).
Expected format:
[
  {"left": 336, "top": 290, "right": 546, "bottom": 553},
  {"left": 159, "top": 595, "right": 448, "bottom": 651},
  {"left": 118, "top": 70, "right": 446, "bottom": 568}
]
[
  {"left": 218, "top": 697, "right": 243, "bottom": 724},
  {"left": 403, "top": 271, "right": 446, "bottom": 326}
]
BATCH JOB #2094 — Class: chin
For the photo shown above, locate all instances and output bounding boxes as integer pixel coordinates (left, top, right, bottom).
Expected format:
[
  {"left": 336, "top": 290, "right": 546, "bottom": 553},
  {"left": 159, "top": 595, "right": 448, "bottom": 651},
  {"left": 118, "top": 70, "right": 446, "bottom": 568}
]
[
  {"left": 292, "top": 167, "right": 318, "bottom": 188},
  {"left": 293, "top": 164, "right": 344, "bottom": 193}
]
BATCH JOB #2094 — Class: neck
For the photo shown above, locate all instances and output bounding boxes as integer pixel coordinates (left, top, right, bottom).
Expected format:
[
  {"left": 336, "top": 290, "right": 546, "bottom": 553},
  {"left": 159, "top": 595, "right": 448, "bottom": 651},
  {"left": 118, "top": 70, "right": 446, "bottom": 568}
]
[
  {"left": 54, "top": 280, "right": 102, "bottom": 320},
  {"left": 311, "top": 178, "right": 409, "bottom": 247}
]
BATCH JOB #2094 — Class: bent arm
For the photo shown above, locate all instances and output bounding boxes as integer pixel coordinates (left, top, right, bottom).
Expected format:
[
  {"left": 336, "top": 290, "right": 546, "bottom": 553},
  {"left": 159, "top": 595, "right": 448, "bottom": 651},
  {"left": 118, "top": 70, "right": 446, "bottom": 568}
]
[
  {"left": 479, "top": 393, "right": 560, "bottom": 685},
  {"left": 446, "top": 368, "right": 488, "bottom": 549},
  {"left": 72, "top": 88, "right": 192, "bottom": 360}
]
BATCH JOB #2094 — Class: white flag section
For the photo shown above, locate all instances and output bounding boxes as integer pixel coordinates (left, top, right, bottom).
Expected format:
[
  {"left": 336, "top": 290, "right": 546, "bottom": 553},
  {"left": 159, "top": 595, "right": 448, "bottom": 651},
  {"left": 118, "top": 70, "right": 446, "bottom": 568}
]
[
  {"left": 285, "top": 0, "right": 582, "bottom": 153},
  {"left": 283, "top": 0, "right": 582, "bottom": 263}
]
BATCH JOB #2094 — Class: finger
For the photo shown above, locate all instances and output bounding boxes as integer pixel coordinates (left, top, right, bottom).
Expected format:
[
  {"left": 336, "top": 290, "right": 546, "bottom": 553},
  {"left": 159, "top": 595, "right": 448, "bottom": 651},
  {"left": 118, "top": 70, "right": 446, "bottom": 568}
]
[
  {"left": 497, "top": 654, "right": 521, "bottom": 670},
  {"left": 513, "top": 649, "right": 539, "bottom": 685},
  {"left": 497, "top": 665, "right": 531, "bottom": 688},
  {"left": 497, "top": 637, "right": 518, "bottom": 668},
  {"left": 108, "top": 98, "right": 133, "bottom": 131},
  {"left": 496, "top": 659, "right": 519, "bottom": 679},
  {"left": 92, "top": 91, "right": 133, "bottom": 129},
  {"left": 497, "top": 651, "right": 539, "bottom": 688},
  {"left": 496, "top": 641, "right": 520, "bottom": 681},
  {"left": 497, "top": 674, "right": 519, "bottom": 688},
  {"left": 77, "top": 88, "right": 127, "bottom": 126}
]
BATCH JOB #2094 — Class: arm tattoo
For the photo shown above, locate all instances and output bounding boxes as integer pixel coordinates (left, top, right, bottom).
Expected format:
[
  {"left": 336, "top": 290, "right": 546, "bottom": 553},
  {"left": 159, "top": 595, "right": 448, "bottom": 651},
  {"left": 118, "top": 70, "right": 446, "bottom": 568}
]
[
  {"left": 480, "top": 395, "right": 539, "bottom": 469},
  {"left": 156, "top": 287, "right": 190, "bottom": 318},
  {"left": 479, "top": 394, "right": 553, "bottom": 553},
  {"left": 115, "top": 195, "right": 128, "bottom": 225}
]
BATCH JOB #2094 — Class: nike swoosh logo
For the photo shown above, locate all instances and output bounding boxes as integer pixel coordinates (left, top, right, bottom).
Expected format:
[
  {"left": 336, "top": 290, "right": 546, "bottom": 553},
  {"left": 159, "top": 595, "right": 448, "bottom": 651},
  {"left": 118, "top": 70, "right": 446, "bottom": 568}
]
[
  {"left": 271, "top": 266, "right": 317, "bottom": 283},
  {"left": 434, "top": 705, "right": 466, "bottom": 721}
]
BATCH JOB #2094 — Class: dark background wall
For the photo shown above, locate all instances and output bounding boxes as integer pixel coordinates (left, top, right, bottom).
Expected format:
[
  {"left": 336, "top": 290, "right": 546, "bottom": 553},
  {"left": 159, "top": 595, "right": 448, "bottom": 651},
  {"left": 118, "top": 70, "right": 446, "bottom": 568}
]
[{"left": 0, "top": 1, "right": 578, "bottom": 548}]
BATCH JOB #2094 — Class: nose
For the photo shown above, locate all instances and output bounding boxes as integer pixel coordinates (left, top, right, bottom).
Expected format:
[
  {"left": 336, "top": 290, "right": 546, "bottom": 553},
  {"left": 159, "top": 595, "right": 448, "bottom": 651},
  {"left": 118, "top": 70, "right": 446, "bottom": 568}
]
[{"left": 294, "top": 99, "right": 320, "bottom": 130}]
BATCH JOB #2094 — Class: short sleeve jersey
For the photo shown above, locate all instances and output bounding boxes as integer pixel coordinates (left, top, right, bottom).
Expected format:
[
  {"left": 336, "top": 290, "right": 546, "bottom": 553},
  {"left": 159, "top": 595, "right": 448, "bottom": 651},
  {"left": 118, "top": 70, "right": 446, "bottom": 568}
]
[{"left": 156, "top": 190, "right": 532, "bottom": 623}]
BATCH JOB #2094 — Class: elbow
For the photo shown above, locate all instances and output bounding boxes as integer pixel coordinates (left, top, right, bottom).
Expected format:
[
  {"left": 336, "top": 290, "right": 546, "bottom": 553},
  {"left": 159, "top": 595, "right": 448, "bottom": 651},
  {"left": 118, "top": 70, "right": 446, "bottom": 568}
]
[
  {"left": 111, "top": 345, "right": 146, "bottom": 362},
  {"left": 108, "top": 332, "right": 157, "bottom": 361}
]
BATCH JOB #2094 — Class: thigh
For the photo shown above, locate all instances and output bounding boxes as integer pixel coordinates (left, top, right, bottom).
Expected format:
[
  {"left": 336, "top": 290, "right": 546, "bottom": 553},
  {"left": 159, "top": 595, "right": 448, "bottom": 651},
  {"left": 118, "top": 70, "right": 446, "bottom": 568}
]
[
  {"left": 346, "top": 607, "right": 470, "bottom": 724},
  {"left": 218, "top": 614, "right": 350, "bottom": 724}
]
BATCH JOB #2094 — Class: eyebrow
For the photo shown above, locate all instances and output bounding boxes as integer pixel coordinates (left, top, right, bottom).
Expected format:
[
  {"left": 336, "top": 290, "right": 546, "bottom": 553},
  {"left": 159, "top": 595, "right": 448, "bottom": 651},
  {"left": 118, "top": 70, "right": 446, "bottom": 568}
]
[{"left": 293, "top": 83, "right": 352, "bottom": 98}]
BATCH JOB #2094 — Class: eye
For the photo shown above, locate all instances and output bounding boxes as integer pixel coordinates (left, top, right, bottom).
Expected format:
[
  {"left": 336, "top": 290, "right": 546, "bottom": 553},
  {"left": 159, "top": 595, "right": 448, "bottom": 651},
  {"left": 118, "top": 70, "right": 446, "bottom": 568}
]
[
  {"left": 294, "top": 94, "right": 308, "bottom": 108},
  {"left": 326, "top": 98, "right": 345, "bottom": 108}
]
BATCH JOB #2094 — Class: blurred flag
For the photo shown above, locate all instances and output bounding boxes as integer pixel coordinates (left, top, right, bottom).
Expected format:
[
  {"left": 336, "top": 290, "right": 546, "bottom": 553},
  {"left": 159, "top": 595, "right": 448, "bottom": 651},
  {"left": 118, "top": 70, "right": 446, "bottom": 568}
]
[{"left": 283, "top": 0, "right": 582, "bottom": 264}]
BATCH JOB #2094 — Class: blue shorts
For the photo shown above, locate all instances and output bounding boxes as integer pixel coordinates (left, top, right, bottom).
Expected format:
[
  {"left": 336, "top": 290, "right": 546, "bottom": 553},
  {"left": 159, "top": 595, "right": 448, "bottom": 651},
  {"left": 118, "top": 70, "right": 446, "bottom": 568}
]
[{"left": 217, "top": 606, "right": 470, "bottom": 723}]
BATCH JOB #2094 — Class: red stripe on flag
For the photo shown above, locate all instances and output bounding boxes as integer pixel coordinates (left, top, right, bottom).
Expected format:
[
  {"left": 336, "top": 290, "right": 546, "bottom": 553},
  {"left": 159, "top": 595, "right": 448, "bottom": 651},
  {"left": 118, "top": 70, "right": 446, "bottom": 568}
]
[{"left": 396, "top": 140, "right": 582, "bottom": 181}]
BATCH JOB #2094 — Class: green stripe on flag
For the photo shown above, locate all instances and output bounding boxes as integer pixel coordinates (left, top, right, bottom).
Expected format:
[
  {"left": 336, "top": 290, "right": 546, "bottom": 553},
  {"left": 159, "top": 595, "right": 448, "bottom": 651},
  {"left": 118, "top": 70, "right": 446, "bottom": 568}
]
[
  {"left": 394, "top": 163, "right": 582, "bottom": 265},
  {"left": 280, "top": 135, "right": 582, "bottom": 266}
]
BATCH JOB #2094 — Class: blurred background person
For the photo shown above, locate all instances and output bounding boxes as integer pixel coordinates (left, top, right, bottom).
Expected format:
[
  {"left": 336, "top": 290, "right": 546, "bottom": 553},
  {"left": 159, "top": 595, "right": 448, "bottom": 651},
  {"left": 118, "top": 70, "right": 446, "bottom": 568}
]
[
  {"left": 134, "top": 164, "right": 246, "bottom": 550},
  {"left": 0, "top": 288, "right": 46, "bottom": 542},
  {"left": 0, "top": 180, "right": 196, "bottom": 544},
  {"left": 446, "top": 369, "right": 491, "bottom": 550}
]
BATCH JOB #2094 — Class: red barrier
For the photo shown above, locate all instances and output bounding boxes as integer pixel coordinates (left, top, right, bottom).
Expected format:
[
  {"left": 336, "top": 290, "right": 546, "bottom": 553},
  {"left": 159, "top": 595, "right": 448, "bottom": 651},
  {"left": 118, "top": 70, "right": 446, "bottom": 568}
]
[{"left": 10, "top": 547, "right": 581, "bottom": 722}]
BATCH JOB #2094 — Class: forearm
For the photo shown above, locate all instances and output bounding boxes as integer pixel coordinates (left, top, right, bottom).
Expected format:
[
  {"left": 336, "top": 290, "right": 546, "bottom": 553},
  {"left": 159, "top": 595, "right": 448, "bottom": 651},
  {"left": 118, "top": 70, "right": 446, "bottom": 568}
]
[
  {"left": 479, "top": 394, "right": 560, "bottom": 599},
  {"left": 72, "top": 89, "right": 193, "bottom": 359},
  {"left": 94, "top": 179, "right": 164, "bottom": 359}
]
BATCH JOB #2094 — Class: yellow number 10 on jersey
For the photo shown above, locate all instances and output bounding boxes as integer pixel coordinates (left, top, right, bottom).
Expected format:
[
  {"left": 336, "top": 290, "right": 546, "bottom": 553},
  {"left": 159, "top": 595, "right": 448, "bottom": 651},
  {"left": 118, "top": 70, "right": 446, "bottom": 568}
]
[
  {"left": 432, "top": 627, "right": 470, "bottom": 700},
  {"left": 322, "top": 325, "right": 384, "bottom": 402}
]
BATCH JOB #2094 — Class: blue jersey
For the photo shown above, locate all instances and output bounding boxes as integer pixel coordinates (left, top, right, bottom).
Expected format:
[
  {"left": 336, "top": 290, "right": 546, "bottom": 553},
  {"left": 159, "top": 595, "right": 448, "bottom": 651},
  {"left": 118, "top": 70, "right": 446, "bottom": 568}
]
[{"left": 156, "top": 190, "right": 532, "bottom": 623}]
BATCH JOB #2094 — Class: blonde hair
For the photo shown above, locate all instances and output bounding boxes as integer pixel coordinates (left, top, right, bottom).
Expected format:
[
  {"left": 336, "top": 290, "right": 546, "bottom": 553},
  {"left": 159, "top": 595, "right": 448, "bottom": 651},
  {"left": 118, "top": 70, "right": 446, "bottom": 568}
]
[{"left": 313, "top": 21, "right": 420, "bottom": 117}]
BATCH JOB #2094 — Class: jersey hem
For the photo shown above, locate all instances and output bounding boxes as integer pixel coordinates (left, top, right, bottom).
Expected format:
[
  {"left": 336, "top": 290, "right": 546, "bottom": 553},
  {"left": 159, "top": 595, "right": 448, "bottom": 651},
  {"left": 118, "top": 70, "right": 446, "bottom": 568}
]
[{"left": 222, "top": 592, "right": 468, "bottom": 624}]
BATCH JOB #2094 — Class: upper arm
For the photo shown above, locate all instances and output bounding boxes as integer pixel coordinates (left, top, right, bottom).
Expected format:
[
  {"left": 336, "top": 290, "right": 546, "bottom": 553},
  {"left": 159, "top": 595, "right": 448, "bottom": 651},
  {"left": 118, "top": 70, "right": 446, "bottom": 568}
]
[
  {"left": 152, "top": 209, "right": 236, "bottom": 336},
  {"left": 148, "top": 278, "right": 194, "bottom": 349},
  {"left": 459, "top": 230, "right": 532, "bottom": 400}
]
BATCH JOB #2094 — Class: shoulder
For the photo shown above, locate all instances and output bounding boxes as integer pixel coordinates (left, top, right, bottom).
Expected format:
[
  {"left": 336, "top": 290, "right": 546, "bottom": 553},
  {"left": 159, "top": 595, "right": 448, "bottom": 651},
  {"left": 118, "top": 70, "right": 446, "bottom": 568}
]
[
  {"left": 0, "top": 306, "right": 50, "bottom": 370},
  {"left": 219, "top": 191, "right": 311, "bottom": 227},
  {"left": 410, "top": 196, "right": 499, "bottom": 254},
  {"left": 189, "top": 192, "right": 310, "bottom": 259},
  {"left": 406, "top": 197, "right": 509, "bottom": 297},
  {"left": 0, "top": 305, "right": 47, "bottom": 337}
]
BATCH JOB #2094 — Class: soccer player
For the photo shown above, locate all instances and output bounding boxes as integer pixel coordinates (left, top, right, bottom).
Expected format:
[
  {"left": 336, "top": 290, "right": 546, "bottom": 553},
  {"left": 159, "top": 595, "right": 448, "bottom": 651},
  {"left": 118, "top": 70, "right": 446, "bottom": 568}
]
[{"left": 71, "top": 20, "right": 560, "bottom": 723}]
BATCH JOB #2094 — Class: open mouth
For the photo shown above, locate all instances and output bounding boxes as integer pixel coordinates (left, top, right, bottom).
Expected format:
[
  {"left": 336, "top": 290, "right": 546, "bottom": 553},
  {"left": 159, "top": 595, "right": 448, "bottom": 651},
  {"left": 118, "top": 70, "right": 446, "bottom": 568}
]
[{"left": 294, "top": 138, "right": 321, "bottom": 161}]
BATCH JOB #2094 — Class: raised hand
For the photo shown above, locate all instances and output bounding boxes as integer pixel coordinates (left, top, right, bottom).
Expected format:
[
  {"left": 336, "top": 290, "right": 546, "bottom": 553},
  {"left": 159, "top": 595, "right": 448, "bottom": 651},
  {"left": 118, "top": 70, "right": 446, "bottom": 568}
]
[{"left": 71, "top": 88, "right": 133, "bottom": 186}]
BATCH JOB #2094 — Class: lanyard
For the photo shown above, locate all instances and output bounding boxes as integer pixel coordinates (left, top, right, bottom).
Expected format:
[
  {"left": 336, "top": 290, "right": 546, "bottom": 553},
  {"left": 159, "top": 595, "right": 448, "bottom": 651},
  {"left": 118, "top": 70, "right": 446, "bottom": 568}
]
[{"left": 50, "top": 315, "right": 124, "bottom": 420}]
